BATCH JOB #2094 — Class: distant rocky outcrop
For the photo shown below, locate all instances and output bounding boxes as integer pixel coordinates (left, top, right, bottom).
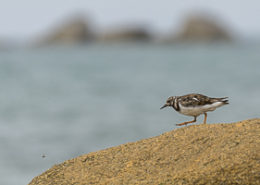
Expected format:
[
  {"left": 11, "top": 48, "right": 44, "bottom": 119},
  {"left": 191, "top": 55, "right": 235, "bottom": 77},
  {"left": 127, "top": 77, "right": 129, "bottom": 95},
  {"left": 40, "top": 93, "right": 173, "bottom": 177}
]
[
  {"left": 97, "top": 26, "right": 152, "bottom": 42},
  {"left": 29, "top": 119, "right": 259, "bottom": 185},
  {"left": 36, "top": 16, "right": 94, "bottom": 46},
  {"left": 31, "top": 12, "right": 234, "bottom": 46},
  {"left": 169, "top": 14, "right": 232, "bottom": 42}
]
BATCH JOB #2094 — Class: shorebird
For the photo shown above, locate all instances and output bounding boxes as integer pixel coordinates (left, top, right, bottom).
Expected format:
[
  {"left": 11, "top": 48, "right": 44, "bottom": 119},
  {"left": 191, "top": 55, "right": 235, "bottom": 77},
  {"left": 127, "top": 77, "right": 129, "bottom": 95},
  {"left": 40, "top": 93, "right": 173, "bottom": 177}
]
[{"left": 160, "top": 93, "right": 228, "bottom": 126}]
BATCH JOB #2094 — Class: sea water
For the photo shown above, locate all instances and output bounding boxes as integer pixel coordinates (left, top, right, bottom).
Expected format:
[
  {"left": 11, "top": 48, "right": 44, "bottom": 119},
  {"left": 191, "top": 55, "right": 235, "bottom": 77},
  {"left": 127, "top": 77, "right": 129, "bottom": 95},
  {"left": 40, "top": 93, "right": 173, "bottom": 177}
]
[{"left": 0, "top": 43, "right": 259, "bottom": 184}]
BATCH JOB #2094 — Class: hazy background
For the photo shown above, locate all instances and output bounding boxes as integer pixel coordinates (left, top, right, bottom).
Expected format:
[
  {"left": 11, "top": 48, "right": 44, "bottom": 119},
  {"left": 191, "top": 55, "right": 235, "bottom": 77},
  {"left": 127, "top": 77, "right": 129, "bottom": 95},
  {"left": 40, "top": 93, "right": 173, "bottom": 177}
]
[
  {"left": 1, "top": 0, "right": 260, "bottom": 41},
  {"left": 0, "top": 1, "right": 260, "bottom": 185}
]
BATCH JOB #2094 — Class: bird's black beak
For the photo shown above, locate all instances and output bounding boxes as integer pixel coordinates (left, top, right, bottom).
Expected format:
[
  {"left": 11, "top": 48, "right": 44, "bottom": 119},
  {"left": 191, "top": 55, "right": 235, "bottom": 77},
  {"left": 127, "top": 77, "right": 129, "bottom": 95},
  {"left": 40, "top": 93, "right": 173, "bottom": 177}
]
[{"left": 160, "top": 104, "right": 168, "bottom": 109}]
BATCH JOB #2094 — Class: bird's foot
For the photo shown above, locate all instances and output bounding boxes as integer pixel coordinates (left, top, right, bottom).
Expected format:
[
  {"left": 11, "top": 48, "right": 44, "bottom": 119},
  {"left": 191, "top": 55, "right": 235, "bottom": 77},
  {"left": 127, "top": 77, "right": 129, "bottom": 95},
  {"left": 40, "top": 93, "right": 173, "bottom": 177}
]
[
  {"left": 176, "top": 118, "right": 197, "bottom": 126},
  {"left": 176, "top": 122, "right": 189, "bottom": 126}
]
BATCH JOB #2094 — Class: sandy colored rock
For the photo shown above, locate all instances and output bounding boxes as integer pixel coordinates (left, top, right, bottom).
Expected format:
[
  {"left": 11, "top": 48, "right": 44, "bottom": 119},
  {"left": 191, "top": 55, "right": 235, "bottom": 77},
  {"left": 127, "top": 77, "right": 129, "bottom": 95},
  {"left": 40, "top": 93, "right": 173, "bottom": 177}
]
[{"left": 29, "top": 119, "right": 260, "bottom": 185}]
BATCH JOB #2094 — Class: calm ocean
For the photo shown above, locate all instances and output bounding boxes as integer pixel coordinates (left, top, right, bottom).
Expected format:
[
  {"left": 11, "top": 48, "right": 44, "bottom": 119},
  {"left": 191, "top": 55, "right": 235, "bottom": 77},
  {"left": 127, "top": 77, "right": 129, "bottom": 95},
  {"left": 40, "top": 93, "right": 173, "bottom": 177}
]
[{"left": 0, "top": 43, "right": 259, "bottom": 184}]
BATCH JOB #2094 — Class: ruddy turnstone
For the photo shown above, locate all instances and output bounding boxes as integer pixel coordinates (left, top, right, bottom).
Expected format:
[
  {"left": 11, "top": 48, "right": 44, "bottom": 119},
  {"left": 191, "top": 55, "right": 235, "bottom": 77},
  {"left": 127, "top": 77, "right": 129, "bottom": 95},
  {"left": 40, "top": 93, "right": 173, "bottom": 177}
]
[{"left": 160, "top": 93, "right": 228, "bottom": 126}]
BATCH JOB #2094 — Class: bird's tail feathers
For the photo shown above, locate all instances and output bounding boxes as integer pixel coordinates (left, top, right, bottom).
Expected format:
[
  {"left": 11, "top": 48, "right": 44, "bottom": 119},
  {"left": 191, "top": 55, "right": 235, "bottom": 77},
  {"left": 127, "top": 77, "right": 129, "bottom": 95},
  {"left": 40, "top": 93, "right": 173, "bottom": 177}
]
[{"left": 220, "top": 97, "right": 229, "bottom": 104}]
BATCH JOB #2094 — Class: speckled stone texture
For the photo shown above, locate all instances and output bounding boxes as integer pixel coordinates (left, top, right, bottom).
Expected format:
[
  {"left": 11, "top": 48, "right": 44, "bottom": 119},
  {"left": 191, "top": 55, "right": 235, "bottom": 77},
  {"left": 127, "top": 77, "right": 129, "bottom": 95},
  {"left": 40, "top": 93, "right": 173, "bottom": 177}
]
[{"left": 29, "top": 119, "right": 260, "bottom": 185}]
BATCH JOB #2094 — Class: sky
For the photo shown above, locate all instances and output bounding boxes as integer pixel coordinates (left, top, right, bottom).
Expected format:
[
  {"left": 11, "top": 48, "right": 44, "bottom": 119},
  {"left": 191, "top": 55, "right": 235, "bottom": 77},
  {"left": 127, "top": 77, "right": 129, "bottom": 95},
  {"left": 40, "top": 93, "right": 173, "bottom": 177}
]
[{"left": 0, "top": 0, "right": 260, "bottom": 40}]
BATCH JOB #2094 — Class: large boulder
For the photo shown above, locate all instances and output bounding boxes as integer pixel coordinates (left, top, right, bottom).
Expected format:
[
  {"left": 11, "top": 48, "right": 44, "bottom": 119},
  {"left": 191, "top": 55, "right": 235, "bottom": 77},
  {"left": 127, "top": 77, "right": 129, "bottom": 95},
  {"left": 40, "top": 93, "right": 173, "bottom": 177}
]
[{"left": 29, "top": 119, "right": 259, "bottom": 185}]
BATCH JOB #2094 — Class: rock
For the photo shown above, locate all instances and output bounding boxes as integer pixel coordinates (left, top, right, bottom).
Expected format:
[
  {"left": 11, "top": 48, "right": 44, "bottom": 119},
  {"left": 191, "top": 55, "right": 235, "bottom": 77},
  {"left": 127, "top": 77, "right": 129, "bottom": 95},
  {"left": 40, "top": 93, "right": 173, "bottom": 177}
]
[
  {"left": 97, "top": 26, "right": 152, "bottom": 42},
  {"left": 36, "top": 16, "right": 94, "bottom": 46},
  {"left": 172, "top": 14, "right": 232, "bottom": 42},
  {"left": 29, "top": 119, "right": 260, "bottom": 185}
]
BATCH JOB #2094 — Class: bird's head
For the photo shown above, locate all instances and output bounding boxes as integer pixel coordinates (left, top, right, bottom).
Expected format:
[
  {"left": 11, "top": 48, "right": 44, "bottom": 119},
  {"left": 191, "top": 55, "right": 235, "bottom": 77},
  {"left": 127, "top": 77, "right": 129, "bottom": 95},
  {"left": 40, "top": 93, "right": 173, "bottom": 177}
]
[{"left": 160, "top": 96, "right": 176, "bottom": 109}]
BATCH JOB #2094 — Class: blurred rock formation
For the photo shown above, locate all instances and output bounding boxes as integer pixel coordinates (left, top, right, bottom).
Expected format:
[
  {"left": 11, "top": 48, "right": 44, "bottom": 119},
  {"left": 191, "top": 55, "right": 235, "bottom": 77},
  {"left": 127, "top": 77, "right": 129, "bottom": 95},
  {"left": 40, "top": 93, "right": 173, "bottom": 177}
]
[
  {"left": 172, "top": 14, "right": 232, "bottom": 42},
  {"left": 97, "top": 26, "right": 152, "bottom": 42},
  {"left": 32, "top": 12, "right": 233, "bottom": 46},
  {"left": 36, "top": 16, "right": 94, "bottom": 45}
]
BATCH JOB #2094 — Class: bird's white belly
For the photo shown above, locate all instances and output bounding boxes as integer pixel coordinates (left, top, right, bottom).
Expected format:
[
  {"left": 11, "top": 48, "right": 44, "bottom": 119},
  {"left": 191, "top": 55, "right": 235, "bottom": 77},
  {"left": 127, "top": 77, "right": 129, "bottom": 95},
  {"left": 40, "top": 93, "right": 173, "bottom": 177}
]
[{"left": 179, "top": 102, "right": 223, "bottom": 116}]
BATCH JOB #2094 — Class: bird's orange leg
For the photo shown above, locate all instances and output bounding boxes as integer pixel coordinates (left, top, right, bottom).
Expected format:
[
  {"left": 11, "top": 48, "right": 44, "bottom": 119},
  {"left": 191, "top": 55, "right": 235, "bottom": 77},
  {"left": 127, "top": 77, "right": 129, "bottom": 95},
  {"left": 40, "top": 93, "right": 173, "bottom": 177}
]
[
  {"left": 203, "top": 113, "right": 207, "bottom": 124},
  {"left": 176, "top": 117, "right": 197, "bottom": 126}
]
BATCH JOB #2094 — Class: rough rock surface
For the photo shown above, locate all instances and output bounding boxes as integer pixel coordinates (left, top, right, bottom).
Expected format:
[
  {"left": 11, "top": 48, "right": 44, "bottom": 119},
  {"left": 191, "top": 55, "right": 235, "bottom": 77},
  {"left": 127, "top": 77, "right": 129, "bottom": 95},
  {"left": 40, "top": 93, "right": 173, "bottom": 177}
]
[{"left": 29, "top": 119, "right": 260, "bottom": 185}]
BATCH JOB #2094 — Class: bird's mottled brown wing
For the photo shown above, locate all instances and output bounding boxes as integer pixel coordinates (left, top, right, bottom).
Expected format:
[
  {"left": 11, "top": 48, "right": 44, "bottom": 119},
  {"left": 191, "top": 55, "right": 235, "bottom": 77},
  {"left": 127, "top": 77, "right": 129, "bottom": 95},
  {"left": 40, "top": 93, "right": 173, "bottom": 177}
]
[{"left": 178, "top": 94, "right": 214, "bottom": 107}]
